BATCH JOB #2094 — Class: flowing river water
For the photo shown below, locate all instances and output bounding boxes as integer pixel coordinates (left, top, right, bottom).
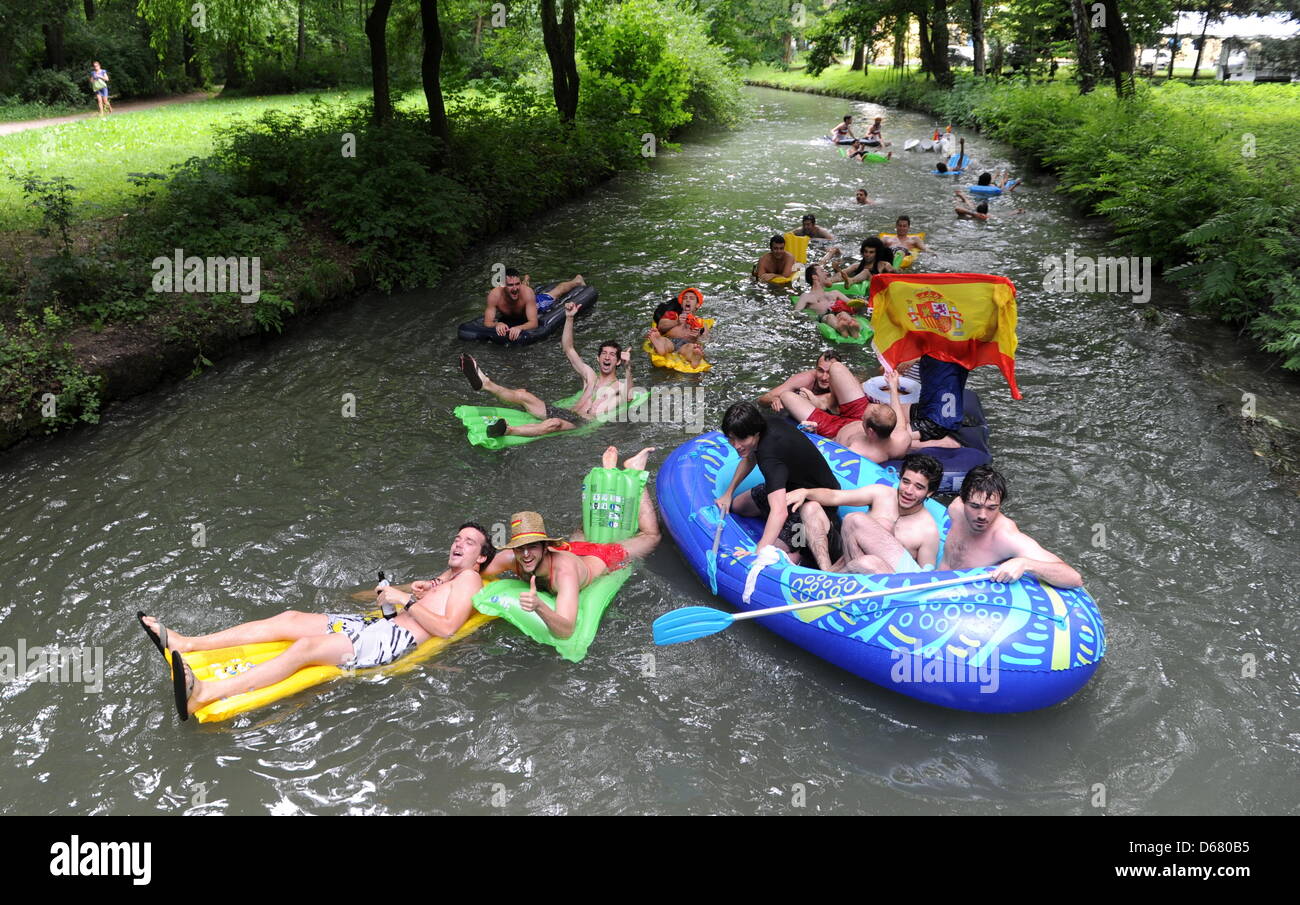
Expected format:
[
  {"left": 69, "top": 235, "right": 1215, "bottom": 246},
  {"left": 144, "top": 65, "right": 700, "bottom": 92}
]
[{"left": 2, "top": 86, "right": 1298, "bottom": 815}]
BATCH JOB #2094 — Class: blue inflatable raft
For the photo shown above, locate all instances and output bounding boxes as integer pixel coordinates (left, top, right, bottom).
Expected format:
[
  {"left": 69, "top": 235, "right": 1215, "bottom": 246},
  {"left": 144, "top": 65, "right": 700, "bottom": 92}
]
[{"left": 655, "top": 431, "right": 1105, "bottom": 713}]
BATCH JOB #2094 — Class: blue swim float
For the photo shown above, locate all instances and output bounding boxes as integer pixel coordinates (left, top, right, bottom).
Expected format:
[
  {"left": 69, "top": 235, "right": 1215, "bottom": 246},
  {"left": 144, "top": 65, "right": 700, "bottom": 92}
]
[{"left": 655, "top": 431, "right": 1106, "bottom": 713}]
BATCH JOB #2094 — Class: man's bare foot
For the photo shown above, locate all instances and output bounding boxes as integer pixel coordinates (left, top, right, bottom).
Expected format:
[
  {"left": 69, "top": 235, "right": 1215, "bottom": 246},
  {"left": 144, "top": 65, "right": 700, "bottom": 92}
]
[
  {"left": 601, "top": 446, "right": 619, "bottom": 469},
  {"left": 572, "top": 274, "right": 586, "bottom": 285},
  {"left": 623, "top": 447, "right": 656, "bottom": 471}
]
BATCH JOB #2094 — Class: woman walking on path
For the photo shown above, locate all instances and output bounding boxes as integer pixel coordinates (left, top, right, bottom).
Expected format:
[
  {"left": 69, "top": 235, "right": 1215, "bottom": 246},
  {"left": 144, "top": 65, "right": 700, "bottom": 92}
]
[{"left": 89, "top": 61, "right": 111, "bottom": 116}]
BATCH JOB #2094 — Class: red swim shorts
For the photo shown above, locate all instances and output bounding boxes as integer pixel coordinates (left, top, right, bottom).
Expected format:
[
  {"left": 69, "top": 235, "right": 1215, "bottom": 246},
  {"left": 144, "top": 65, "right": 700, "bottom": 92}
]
[
  {"left": 562, "top": 541, "right": 630, "bottom": 571},
  {"left": 807, "top": 395, "right": 870, "bottom": 438}
]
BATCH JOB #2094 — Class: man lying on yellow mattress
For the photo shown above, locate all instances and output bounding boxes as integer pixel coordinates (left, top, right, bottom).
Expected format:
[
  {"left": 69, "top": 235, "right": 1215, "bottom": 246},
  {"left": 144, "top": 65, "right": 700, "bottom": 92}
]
[{"left": 137, "top": 524, "right": 495, "bottom": 720}]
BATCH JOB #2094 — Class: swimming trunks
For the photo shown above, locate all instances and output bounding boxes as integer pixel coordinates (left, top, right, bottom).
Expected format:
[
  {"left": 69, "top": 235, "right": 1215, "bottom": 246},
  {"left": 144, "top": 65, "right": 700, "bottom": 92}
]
[
  {"left": 560, "top": 541, "right": 630, "bottom": 571},
  {"left": 749, "top": 484, "right": 844, "bottom": 564},
  {"left": 671, "top": 336, "right": 696, "bottom": 352},
  {"left": 828, "top": 299, "right": 853, "bottom": 315},
  {"left": 324, "top": 613, "right": 417, "bottom": 669},
  {"left": 806, "top": 395, "right": 870, "bottom": 438},
  {"left": 543, "top": 402, "right": 585, "bottom": 425},
  {"left": 535, "top": 292, "right": 556, "bottom": 312}
]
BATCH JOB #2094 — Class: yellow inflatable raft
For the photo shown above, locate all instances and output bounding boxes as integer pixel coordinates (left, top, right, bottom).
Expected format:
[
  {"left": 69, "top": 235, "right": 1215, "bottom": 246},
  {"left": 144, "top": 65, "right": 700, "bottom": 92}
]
[{"left": 170, "top": 610, "right": 496, "bottom": 723}]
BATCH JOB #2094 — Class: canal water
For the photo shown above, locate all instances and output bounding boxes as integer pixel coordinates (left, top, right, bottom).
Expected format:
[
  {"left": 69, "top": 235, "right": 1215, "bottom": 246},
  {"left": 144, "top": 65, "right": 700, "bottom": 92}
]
[{"left": 1, "top": 86, "right": 1297, "bottom": 814}]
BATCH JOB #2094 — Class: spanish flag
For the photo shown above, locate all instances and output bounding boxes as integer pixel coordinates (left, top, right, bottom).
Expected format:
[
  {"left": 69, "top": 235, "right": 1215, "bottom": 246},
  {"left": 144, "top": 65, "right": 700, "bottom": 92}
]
[{"left": 869, "top": 273, "right": 1021, "bottom": 399}]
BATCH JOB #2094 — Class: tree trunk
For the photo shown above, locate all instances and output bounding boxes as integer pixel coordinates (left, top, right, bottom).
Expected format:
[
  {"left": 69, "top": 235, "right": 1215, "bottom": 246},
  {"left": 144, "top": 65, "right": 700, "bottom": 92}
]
[
  {"left": 970, "top": 0, "right": 985, "bottom": 76},
  {"left": 297, "top": 0, "right": 306, "bottom": 67},
  {"left": 1191, "top": 12, "right": 1210, "bottom": 80},
  {"left": 223, "top": 39, "right": 245, "bottom": 90},
  {"left": 1099, "top": 0, "right": 1135, "bottom": 98},
  {"left": 43, "top": 0, "right": 68, "bottom": 70},
  {"left": 851, "top": 35, "right": 865, "bottom": 71},
  {"left": 183, "top": 23, "right": 201, "bottom": 84},
  {"left": 916, "top": 11, "right": 934, "bottom": 77},
  {"left": 83, "top": 0, "right": 95, "bottom": 21},
  {"left": 419, "top": 0, "right": 450, "bottom": 144},
  {"left": 366, "top": 0, "right": 393, "bottom": 125},
  {"left": 893, "top": 21, "right": 906, "bottom": 69},
  {"left": 1167, "top": 9, "right": 1179, "bottom": 79},
  {"left": 930, "top": 0, "right": 953, "bottom": 86},
  {"left": 1068, "top": 0, "right": 1097, "bottom": 93},
  {"left": 540, "top": 0, "right": 579, "bottom": 122}
]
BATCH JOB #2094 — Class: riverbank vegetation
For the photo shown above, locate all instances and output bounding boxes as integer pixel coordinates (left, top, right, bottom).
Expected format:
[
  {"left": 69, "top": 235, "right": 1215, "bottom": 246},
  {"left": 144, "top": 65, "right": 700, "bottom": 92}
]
[
  {"left": 1, "top": 0, "right": 741, "bottom": 448},
  {"left": 3, "top": 0, "right": 1298, "bottom": 452}
]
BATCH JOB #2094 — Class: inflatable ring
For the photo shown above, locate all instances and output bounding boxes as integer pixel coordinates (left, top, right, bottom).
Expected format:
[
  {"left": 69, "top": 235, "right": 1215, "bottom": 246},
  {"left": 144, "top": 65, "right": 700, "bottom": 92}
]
[{"left": 863, "top": 375, "right": 922, "bottom": 404}]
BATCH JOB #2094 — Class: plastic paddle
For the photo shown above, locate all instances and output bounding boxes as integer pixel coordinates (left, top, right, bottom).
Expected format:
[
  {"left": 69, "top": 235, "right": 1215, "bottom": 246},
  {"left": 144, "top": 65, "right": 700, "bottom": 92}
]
[
  {"left": 653, "top": 571, "right": 995, "bottom": 646},
  {"left": 705, "top": 507, "right": 725, "bottom": 595}
]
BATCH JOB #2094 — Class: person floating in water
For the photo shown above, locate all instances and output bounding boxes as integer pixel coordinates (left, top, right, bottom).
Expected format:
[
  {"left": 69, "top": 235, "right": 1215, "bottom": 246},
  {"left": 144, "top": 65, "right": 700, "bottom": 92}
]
[
  {"left": 139, "top": 524, "right": 495, "bottom": 720},
  {"left": 794, "top": 264, "right": 862, "bottom": 339},
  {"left": 648, "top": 288, "right": 710, "bottom": 368},
  {"left": 483, "top": 269, "right": 585, "bottom": 342},
  {"left": 461, "top": 303, "right": 631, "bottom": 438},
  {"left": 753, "top": 234, "right": 797, "bottom": 283},
  {"left": 483, "top": 446, "right": 661, "bottom": 639},
  {"left": 831, "top": 115, "right": 856, "bottom": 141},
  {"left": 939, "top": 466, "right": 1083, "bottom": 588}
]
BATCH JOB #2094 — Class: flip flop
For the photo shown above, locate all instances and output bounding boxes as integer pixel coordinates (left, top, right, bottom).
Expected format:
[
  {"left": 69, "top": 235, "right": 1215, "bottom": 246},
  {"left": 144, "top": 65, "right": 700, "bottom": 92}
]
[
  {"left": 170, "top": 649, "right": 194, "bottom": 722},
  {"left": 459, "top": 353, "right": 483, "bottom": 391},
  {"left": 137, "top": 611, "right": 168, "bottom": 660}
]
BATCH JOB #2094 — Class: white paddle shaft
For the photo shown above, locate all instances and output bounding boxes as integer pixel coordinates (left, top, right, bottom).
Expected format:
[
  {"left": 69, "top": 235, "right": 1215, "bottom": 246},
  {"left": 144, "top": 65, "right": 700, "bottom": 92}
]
[{"left": 731, "top": 571, "right": 995, "bottom": 622}]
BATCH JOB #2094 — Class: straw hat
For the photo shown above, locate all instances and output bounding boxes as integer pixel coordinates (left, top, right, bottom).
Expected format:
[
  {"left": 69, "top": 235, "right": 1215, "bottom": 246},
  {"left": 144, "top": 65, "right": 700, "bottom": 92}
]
[{"left": 502, "top": 511, "right": 565, "bottom": 549}]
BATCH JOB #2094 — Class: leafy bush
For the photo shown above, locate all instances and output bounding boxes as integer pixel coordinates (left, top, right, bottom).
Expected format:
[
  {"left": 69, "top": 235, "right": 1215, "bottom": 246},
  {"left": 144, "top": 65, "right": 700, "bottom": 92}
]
[{"left": 18, "top": 70, "right": 82, "bottom": 107}]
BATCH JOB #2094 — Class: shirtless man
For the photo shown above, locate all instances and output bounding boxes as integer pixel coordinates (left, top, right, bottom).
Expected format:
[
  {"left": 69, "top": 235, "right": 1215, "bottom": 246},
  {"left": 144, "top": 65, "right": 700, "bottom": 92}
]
[
  {"left": 758, "top": 350, "right": 843, "bottom": 415},
  {"left": 791, "top": 214, "right": 835, "bottom": 241},
  {"left": 794, "top": 265, "right": 861, "bottom": 339},
  {"left": 831, "top": 115, "right": 856, "bottom": 141},
  {"left": 484, "top": 446, "right": 660, "bottom": 639},
  {"left": 754, "top": 235, "right": 797, "bottom": 283},
  {"left": 882, "top": 216, "right": 927, "bottom": 254},
  {"left": 778, "top": 361, "right": 912, "bottom": 464},
  {"left": 140, "top": 524, "right": 494, "bottom": 720},
  {"left": 954, "top": 189, "right": 1027, "bottom": 221},
  {"left": 648, "top": 287, "right": 710, "bottom": 367},
  {"left": 854, "top": 188, "right": 874, "bottom": 206},
  {"left": 484, "top": 269, "right": 586, "bottom": 341},
  {"left": 865, "top": 116, "right": 884, "bottom": 145},
  {"left": 785, "top": 453, "right": 943, "bottom": 574},
  {"left": 940, "top": 466, "right": 1083, "bottom": 587},
  {"left": 461, "top": 302, "right": 631, "bottom": 438}
]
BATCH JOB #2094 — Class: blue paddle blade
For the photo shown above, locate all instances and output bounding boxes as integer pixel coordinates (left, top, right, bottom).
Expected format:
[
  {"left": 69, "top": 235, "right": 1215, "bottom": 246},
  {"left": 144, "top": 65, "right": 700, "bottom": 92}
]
[{"left": 653, "top": 606, "right": 735, "bottom": 645}]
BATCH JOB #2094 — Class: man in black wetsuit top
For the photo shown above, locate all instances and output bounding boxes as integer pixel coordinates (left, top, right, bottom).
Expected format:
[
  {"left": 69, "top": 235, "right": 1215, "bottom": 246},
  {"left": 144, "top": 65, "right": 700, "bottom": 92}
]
[{"left": 714, "top": 401, "right": 844, "bottom": 571}]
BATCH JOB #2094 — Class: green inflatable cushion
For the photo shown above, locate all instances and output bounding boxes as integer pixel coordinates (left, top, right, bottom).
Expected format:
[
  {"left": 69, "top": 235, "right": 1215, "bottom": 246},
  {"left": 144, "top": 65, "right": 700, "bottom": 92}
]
[
  {"left": 473, "top": 568, "right": 632, "bottom": 662},
  {"left": 454, "top": 388, "right": 651, "bottom": 450},
  {"left": 791, "top": 296, "right": 874, "bottom": 346},
  {"left": 582, "top": 466, "right": 649, "bottom": 543}
]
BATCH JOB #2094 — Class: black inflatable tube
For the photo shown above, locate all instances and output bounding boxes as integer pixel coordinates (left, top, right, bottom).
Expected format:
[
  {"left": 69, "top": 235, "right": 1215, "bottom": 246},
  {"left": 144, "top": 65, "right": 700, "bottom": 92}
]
[{"left": 457, "top": 283, "right": 598, "bottom": 346}]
